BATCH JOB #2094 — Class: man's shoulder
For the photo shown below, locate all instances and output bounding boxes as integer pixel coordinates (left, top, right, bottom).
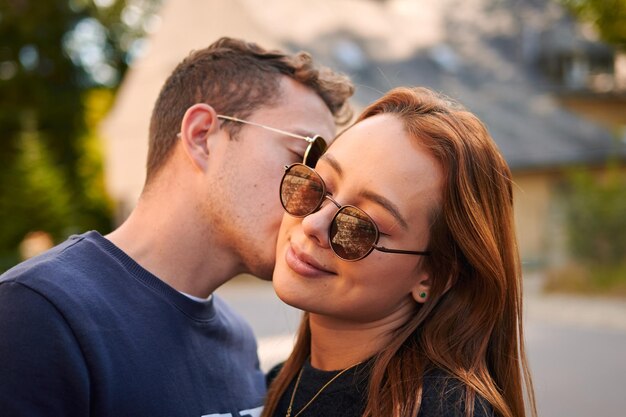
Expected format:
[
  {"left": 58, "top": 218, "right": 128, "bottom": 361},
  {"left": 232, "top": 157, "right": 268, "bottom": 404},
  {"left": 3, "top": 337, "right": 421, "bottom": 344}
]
[
  {"left": 2, "top": 232, "right": 88, "bottom": 278},
  {"left": 0, "top": 231, "right": 118, "bottom": 298}
]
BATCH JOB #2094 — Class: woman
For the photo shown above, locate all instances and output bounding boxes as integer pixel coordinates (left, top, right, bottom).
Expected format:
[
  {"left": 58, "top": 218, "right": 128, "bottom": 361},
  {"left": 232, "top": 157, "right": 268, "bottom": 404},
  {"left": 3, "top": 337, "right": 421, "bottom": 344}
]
[{"left": 263, "top": 87, "right": 536, "bottom": 417}]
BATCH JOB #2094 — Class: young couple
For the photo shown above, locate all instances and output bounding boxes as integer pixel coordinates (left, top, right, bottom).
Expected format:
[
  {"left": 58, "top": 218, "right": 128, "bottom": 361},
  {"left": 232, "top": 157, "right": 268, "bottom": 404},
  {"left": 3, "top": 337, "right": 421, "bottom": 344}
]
[{"left": 0, "top": 37, "right": 535, "bottom": 417}]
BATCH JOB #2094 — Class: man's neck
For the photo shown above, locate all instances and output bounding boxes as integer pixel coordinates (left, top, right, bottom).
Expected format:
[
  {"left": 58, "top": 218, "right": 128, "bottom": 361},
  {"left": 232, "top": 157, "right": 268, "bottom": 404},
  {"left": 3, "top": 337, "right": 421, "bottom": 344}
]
[{"left": 106, "top": 193, "right": 242, "bottom": 298}]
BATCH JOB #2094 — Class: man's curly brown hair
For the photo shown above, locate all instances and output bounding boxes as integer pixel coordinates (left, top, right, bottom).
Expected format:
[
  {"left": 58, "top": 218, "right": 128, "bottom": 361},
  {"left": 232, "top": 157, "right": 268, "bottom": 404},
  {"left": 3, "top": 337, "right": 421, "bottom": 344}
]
[{"left": 147, "top": 37, "right": 354, "bottom": 182}]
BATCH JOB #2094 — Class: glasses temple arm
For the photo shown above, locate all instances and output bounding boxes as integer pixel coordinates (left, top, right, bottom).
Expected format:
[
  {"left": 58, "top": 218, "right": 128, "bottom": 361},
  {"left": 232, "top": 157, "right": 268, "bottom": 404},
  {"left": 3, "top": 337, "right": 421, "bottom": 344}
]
[
  {"left": 217, "top": 115, "right": 315, "bottom": 143},
  {"left": 373, "top": 246, "right": 430, "bottom": 256}
]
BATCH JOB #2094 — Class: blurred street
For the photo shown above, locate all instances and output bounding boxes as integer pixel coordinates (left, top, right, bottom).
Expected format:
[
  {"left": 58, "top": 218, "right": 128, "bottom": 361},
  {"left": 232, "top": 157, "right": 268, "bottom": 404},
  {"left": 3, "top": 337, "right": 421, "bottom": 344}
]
[{"left": 216, "top": 274, "right": 626, "bottom": 417}]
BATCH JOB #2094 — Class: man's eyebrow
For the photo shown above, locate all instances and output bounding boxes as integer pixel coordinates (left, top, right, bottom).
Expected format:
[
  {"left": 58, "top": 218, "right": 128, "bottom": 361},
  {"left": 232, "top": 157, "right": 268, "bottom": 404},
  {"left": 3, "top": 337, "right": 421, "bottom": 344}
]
[{"left": 360, "top": 189, "right": 409, "bottom": 230}]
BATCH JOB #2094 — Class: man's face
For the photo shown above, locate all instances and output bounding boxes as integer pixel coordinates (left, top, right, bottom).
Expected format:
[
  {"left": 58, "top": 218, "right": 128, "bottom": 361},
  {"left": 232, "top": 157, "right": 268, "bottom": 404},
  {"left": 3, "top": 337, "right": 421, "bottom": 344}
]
[{"left": 204, "top": 77, "right": 337, "bottom": 280}]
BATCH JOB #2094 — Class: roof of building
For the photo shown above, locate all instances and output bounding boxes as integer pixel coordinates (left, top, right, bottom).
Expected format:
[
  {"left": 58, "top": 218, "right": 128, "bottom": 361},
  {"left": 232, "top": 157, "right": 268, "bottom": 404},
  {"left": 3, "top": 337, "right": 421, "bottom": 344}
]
[
  {"left": 101, "top": 0, "right": 625, "bottom": 207},
  {"left": 286, "top": 0, "right": 625, "bottom": 170}
]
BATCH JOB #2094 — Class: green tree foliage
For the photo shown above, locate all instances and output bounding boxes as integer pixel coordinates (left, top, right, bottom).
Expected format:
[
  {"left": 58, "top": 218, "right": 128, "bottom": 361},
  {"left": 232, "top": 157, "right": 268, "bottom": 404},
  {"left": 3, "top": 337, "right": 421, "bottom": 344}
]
[
  {"left": 0, "top": 124, "right": 74, "bottom": 270},
  {"left": 566, "top": 165, "right": 626, "bottom": 264},
  {"left": 0, "top": 0, "right": 160, "bottom": 268},
  {"left": 561, "top": 0, "right": 626, "bottom": 49},
  {"left": 562, "top": 164, "right": 626, "bottom": 291}
]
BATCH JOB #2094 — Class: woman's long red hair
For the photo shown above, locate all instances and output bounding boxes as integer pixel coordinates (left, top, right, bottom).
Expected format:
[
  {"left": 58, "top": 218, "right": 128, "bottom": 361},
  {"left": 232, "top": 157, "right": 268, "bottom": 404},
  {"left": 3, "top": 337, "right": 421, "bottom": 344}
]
[{"left": 262, "top": 87, "right": 536, "bottom": 417}]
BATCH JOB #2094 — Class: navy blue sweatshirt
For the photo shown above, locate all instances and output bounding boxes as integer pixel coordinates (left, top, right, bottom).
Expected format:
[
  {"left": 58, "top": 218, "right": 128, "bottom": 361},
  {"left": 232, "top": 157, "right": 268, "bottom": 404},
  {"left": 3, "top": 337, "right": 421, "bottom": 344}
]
[{"left": 0, "top": 231, "right": 265, "bottom": 417}]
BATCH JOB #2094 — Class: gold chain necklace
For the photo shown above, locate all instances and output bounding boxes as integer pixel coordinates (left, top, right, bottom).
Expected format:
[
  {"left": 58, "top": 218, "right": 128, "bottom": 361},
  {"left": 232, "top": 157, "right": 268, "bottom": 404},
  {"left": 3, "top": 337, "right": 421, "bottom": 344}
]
[{"left": 285, "top": 360, "right": 363, "bottom": 417}]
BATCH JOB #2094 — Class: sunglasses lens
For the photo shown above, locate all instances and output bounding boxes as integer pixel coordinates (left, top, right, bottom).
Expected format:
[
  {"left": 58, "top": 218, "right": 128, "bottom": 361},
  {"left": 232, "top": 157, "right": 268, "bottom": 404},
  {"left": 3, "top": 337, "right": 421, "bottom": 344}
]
[
  {"left": 303, "top": 136, "right": 327, "bottom": 168},
  {"left": 280, "top": 165, "right": 325, "bottom": 216},
  {"left": 330, "top": 206, "right": 378, "bottom": 260}
]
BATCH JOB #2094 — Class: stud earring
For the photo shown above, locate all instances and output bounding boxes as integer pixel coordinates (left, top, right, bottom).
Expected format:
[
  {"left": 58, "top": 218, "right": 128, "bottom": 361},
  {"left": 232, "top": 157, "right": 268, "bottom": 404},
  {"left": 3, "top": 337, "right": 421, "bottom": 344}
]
[{"left": 419, "top": 292, "right": 427, "bottom": 299}]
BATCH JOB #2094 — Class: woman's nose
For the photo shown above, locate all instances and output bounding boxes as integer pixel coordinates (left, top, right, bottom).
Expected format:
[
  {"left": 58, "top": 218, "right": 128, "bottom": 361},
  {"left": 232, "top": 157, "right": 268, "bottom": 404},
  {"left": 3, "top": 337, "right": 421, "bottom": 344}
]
[{"left": 301, "top": 196, "right": 340, "bottom": 248}]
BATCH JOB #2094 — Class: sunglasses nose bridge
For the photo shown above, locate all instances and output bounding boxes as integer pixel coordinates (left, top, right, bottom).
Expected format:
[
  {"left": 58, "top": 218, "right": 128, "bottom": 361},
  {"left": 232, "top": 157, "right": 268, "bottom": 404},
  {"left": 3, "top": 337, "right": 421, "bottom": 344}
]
[
  {"left": 323, "top": 194, "right": 341, "bottom": 210},
  {"left": 311, "top": 195, "right": 341, "bottom": 221}
]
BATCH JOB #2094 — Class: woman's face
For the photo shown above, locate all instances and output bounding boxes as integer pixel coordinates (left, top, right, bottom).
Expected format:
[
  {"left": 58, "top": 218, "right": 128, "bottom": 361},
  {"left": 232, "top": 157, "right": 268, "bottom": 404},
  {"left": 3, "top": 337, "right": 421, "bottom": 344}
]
[{"left": 273, "top": 114, "right": 444, "bottom": 324}]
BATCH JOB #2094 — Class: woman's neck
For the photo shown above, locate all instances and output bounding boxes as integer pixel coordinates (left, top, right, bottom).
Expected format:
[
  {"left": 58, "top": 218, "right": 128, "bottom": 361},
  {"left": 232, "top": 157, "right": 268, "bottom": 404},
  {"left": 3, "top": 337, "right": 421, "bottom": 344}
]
[{"left": 308, "top": 305, "right": 416, "bottom": 371}]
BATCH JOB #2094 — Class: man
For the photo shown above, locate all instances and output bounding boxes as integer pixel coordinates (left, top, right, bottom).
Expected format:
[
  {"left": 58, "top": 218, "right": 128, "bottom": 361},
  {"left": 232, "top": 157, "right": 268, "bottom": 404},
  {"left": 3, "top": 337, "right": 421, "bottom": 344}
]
[{"left": 0, "top": 37, "right": 353, "bottom": 417}]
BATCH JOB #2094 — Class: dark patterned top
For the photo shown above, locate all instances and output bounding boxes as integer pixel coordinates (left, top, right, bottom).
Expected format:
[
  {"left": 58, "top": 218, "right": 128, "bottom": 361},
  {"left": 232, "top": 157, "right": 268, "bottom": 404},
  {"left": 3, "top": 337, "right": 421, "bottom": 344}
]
[{"left": 267, "top": 359, "right": 495, "bottom": 417}]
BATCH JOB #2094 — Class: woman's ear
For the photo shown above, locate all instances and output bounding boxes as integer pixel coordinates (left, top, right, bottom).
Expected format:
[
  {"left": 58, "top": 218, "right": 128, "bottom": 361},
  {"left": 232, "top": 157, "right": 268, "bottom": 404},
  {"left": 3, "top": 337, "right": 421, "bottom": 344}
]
[
  {"left": 178, "top": 103, "right": 221, "bottom": 172},
  {"left": 412, "top": 272, "right": 455, "bottom": 304},
  {"left": 411, "top": 273, "right": 432, "bottom": 304}
]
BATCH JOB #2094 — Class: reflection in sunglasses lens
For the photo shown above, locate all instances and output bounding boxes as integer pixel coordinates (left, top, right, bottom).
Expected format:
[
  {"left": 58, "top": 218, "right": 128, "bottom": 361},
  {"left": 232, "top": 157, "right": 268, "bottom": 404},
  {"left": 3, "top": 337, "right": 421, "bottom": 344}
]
[
  {"left": 281, "top": 166, "right": 324, "bottom": 216},
  {"left": 330, "top": 207, "right": 377, "bottom": 260}
]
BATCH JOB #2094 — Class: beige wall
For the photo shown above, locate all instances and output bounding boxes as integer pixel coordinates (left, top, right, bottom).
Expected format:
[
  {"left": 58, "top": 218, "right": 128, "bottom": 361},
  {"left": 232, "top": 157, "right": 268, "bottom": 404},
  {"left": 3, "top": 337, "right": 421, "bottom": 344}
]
[
  {"left": 513, "top": 164, "right": 626, "bottom": 270},
  {"left": 513, "top": 171, "right": 563, "bottom": 269}
]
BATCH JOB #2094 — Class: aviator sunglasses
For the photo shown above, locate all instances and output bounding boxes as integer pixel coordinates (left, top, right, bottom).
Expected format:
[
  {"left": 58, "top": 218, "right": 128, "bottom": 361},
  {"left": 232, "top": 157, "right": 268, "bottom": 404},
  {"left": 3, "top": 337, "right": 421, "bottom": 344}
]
[
  {"left": 280, "top": 163, "right": 431, "bottom": 261},
  {"left": 217, "top": 115, "right": 327, "bottom": 168}
]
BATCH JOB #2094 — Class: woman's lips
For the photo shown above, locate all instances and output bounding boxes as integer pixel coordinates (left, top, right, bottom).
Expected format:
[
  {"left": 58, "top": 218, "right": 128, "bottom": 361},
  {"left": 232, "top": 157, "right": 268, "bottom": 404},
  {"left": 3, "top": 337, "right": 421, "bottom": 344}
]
[{"left": 285, "top": 244, "right": 333, "bottom": 277}]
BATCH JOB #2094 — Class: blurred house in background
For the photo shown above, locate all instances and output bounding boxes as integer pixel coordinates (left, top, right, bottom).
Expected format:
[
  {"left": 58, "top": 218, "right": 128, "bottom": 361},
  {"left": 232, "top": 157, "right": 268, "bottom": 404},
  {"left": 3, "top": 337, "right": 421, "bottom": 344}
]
[{"left": 101, "top": 0, "right": 626, "bottom": 272}]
